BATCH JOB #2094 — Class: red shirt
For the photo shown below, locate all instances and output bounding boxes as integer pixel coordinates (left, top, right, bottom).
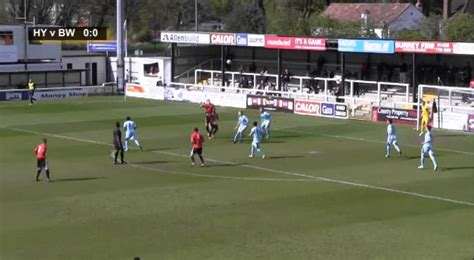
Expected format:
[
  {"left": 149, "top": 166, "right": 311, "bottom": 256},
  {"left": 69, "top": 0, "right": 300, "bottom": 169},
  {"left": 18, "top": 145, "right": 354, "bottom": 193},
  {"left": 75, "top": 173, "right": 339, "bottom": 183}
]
[
  {"left": 191, "top": 132, "right": 204, "bottom": 148},
  {"left": 34, "top": 143, "right": 47, "bottom": 159},
  {"left": 203, "top": 103, "right": 215, "bottom": 115}
]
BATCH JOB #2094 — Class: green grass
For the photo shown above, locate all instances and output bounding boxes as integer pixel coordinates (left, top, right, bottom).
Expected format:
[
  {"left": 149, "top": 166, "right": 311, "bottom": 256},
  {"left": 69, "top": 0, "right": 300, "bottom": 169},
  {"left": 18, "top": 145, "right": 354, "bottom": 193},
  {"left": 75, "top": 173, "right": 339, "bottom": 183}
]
[{"left": 1, "top": 96, "right": 473, "bottom": 260}]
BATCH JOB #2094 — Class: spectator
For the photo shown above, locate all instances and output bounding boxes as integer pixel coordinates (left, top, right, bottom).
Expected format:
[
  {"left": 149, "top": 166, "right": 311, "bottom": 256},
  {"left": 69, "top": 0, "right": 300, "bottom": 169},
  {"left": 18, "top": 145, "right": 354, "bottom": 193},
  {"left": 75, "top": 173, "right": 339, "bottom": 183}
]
[
  {"left": 361, "top": 60, "right": 370, "bottom": 80},
  {"left": 281, "top": 68, "right": 292, "bottom": 92},
  {"left": 353, "top": 72, "right": 361, "bottom": 97},
  {"left": 260, "top": 67, "right": 269, "bottom": 84},
  {"left": 399, "top": 62, "right": 408, "bottom": 84},
  {"left": 447, "top": 64, "right": 456, "bottom": 86},
  {"left": 316, "top": 55, "right": 325, "bottom": 76},
  {"left": 463, "top": 61, "right": 472, "bottom": 87},
  {"left": 377, "top": 62, "right": 385, "bottom": 82},
  {"left": 386, "top": 64, "right": 394, "bottom": 82},
  {"left": 249, "top": 63, "right": 256, "bottom": 73}
]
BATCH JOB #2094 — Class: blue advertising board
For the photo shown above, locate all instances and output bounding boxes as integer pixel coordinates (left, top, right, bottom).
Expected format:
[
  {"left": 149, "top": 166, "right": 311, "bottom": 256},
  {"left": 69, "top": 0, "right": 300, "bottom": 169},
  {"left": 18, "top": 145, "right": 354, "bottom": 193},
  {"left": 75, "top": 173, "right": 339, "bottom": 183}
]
[
  {"left": 338, "top": 39, "right": 394, "bottom": 54},
  {"left": 236, "top": 34, "right": 248, "bottom": 46},
  {"left": 87, "top": 41, "right": 117, "bottom": 52}
]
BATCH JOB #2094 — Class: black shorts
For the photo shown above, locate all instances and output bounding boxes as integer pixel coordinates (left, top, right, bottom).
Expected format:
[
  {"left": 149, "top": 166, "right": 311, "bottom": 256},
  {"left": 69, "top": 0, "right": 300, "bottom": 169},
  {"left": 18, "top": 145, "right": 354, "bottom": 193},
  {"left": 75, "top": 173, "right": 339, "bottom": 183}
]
[
  {"left": 37, "top": 158, "right": 48, "bottom": 169},
  {"left": 205, "top": 114, "right": 212, "bottom": 125},
  {"left": 191, "top": 147, "right": 203, "bottom": 156},
  {"left": 114, "top": 142, "right": 123, "bottom": 150}
]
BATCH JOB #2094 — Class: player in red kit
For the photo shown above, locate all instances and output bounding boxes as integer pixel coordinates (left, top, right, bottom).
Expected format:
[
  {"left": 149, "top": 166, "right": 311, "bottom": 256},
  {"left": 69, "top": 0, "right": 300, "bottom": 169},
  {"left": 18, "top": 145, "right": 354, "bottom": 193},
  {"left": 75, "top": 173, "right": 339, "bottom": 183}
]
[
  {"left": 190, "top": 127, "right": 205, "bottom": 167},
  {"left": 200, "top": 99, "right": 216, "bottom": 135},
  {"left": 34, "top": 138, "right": 51, "bottom": 182},
  {"left": 207, "top": 112, "right": 219, "bottom": 139}
]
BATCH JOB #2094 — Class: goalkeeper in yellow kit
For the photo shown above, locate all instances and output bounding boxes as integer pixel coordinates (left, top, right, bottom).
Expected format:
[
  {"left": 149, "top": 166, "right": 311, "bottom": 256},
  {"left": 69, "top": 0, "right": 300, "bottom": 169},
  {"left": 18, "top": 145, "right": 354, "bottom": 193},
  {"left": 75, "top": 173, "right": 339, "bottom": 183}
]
[{"left": 419, "top": 101, "right": 430, "bottom": 136}]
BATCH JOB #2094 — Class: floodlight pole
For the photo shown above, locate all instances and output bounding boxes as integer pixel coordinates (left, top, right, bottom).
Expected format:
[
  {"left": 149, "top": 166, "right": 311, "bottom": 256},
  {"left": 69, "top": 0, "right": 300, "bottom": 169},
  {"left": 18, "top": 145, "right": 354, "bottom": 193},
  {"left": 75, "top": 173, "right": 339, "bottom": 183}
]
[
  {"left": 116, "top": 0, "right": 125, "bottom": 96},
  {"left": 195, "top": 0, "right": 198, "bottom": 31}
]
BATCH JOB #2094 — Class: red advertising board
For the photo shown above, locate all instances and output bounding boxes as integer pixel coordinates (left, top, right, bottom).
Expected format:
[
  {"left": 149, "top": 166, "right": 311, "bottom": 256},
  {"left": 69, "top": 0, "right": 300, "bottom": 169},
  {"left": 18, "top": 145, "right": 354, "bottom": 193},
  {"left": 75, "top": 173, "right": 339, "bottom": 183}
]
[
  {"left": 210, "top": 33, "right": 236, "bottom": 45},
  {"left": 395, "top": 41, "right": 453, "bottom": 54},
  {"left": 294, "top": 99, "right": 321, "bottom": 116},
  {"left": 265, "top": 36, "right": 326, "bottom": 51},
  {"left": 293, "top": 37, "right": 326, "bottom": 51},
  {"left": 265, "top": 36, "right": 293, "bottom": 49}
]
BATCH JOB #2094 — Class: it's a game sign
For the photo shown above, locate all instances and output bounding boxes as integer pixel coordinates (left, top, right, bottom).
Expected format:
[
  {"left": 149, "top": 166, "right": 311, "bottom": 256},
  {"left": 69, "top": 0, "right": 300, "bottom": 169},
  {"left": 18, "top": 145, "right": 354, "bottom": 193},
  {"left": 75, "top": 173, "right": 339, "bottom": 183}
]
[
  {"left": 246, "top": 95, "right": 294, "bottom": 113},
  {"left": 372, "top": 106, "right": 418, "bottom": 125}
]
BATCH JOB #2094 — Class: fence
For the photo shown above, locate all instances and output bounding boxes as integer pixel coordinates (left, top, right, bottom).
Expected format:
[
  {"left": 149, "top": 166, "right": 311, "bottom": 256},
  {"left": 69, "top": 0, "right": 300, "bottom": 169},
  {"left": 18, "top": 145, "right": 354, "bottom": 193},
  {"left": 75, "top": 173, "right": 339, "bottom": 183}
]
[{"left": 193, "top": 69, "right": 413, "bottom": 118}]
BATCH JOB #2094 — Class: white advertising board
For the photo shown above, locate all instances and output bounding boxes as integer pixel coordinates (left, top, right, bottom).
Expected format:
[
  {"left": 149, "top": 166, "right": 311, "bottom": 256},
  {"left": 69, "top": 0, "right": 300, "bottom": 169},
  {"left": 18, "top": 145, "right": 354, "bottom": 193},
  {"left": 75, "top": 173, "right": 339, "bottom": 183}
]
[
  {"left": 0, "top": 46, "right": 18, "bottom": 63},
  {"left": 163, "top": 87, "right": 246, "bottom": 108},
  {"left": 433, "top": 112, "right": 469, "bottom": 131},
  {"left": 126, "top": 84, "right": 164, "bottom": 100}
]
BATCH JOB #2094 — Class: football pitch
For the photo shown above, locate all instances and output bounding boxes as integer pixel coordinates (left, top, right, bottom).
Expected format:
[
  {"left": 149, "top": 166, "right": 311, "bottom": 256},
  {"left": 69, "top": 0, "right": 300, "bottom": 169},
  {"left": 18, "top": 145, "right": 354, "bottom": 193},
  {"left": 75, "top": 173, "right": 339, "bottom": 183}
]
[{"left": 1, "top": 96, "right": 473, "bottom": 259}]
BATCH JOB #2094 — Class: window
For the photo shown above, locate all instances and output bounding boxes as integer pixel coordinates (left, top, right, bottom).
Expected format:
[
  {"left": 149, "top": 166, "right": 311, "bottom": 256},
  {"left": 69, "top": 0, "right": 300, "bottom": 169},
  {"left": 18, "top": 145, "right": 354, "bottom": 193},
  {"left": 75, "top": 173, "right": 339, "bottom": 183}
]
[
  {"left": 144, "top": 62, "right": 159, "bottom": 77},
  {"left": 67, "top": 63, "right": 73, "bottom": 69},
  {"left": 0, "top": 31, "right": 14, "bottom": 45}
]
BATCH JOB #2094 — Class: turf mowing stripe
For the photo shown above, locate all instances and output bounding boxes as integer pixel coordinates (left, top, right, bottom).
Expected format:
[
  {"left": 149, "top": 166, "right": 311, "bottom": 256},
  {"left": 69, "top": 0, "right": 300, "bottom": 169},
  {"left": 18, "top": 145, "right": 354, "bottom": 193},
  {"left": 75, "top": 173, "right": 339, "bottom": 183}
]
[
  {"left": 276, "top": 129, "right": 474, "bottom": 156},
  {"left": 4, "top": 126, "right": 474, "bottom": 207},
  {"left": 4, "top": 127, "right": 320, "bottom": 183}
]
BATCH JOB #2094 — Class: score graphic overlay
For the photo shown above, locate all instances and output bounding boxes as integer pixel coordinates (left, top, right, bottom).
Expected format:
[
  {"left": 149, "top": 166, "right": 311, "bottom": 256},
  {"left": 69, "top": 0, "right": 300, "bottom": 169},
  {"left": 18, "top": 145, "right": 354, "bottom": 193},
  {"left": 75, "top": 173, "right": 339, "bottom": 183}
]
[{"left": 29, "top": 27, "right": 107, "bottom": 42}]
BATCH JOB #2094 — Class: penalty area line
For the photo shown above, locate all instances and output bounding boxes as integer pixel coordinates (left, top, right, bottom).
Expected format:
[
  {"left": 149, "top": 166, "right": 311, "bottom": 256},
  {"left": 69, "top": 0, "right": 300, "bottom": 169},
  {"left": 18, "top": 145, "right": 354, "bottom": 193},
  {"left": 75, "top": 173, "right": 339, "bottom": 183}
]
[{"left": 4, "top": 126, "right": 474, "bottom": 207}]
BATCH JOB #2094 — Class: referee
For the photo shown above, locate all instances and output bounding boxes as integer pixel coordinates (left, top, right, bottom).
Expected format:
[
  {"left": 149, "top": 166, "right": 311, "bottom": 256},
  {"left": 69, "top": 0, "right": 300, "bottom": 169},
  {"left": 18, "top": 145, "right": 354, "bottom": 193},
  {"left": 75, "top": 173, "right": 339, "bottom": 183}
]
[{"left": 112, "top": 122, "right": 126, "bottom": 164}]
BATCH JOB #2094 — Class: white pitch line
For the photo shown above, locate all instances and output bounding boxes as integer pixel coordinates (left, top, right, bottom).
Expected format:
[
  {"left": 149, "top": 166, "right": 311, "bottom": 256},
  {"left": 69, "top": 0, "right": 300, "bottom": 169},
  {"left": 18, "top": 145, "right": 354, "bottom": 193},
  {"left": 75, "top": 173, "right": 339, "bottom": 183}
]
[
  {"left": 3, "top": 126, "right": 474, "bottom": 207},
  {"left": 4, "top": 127, "right": 318, "bottom": 182},
  {"left": 276, "top": 128, "right": 474, "bottom": 156},
  {"left": 155, "top": 150, "right": 320, "bottom": 180},
  {"left": 130, "top": 164, "right": 317, "bottom": 183}
]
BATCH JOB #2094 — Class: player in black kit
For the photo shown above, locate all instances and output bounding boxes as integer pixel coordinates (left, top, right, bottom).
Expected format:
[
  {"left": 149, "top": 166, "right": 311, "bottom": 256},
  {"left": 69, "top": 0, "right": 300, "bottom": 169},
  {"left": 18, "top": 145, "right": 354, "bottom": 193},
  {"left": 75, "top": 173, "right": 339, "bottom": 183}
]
[{"left": 112, "top": 122, "right": 126, "bottom": 164}]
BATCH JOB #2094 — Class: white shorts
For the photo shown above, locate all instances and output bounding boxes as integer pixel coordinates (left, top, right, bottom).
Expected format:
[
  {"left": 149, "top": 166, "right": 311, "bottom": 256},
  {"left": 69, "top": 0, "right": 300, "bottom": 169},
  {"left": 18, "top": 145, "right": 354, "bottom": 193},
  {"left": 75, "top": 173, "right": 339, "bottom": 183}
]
[
  {"left": 261, "top": 121, "right": 270, "bottom": 129},
  {"left": 237, "top": 125, "right": 247, "bottom": 133},
  {"left": 421, "top": 144, "right": 433, "bottom": 154},
  {"left": 387, "top": 135, "right": 397, "bottom": 145},
  {"left": 125, "top": 132, "right": 137, "bottom": 140}
]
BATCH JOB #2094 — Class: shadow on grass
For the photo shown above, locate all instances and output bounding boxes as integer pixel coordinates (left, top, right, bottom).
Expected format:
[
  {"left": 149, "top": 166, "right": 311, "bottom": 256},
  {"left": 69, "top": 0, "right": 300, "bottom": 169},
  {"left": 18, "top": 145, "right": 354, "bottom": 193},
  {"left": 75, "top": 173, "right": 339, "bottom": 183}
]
[
  {"left": 133, "top": 160, "right": 176, "bottom": 165},
  {"left": 54, "top": 177, "right": 106, "bottom": 182},
  {"left": 437, "top": 134, "right": 469, "bottom": 138},
  {"left": 402, "top": 156, "right": 420, "bottom": 160},
  {"left": 211, "top": 163, "right": 244, "bottom": 167},
  {"left": 145, "top": 147, "right": 173, "bottom": 152},
  {"left": 268, "top": 155, "right": 305, "bottom": 159},
  {"left": 261, "top": 140, "right": 285, "bottom": 144},
  {"left": 272, "top": 134, "right": 303, "bottom": 139},
  {"left": 442, "top": 166, "right": 474, "bottom": 172}
]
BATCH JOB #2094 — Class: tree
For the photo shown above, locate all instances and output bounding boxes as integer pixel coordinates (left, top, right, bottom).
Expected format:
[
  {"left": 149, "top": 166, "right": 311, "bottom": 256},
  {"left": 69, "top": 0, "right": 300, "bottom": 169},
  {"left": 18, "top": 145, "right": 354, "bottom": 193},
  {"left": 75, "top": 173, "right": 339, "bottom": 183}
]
[
  {"left": 393, "top": 29, "right": 424, "bottom": 40},
  {"left": 419, "top": 14, "right": 443, "bottom": 40},
  {"left": 442, "top": 14, "right": 474, "bottom": 42},
  {"left": 311, "top": 15, "right": 361, "bottom": 38},
  {"left": 225, "top": 0, "right": 265, "bottom": 33},
  {"left": 265, "top": 0, "right": 325, "bottom": 35}
]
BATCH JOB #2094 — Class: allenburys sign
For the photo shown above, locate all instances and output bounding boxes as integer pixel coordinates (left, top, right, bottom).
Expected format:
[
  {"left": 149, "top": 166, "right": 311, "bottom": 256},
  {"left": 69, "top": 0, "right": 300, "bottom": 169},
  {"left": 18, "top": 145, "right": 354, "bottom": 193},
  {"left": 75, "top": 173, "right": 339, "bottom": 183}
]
[{"left": 160, "top": 32, "right": 209, "bottom": 44}]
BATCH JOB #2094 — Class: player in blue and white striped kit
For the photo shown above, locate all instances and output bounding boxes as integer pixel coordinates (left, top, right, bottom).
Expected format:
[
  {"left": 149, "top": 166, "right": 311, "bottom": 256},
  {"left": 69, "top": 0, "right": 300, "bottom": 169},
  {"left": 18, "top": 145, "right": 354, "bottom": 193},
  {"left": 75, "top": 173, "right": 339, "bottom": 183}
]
[
  {"left": 419, "top": 125, "right": 438, "bottom": 171},
  {"left": 233, "top": 111, "right": 249, "bottom": 144},
  {"left": 123, "top": 116, "right": 143, "bottom": 152},
  {"left": 248, "top": 121, "right": 265, "bottom": 159},
  {"left": 385, "top": 119, "right": 402, "bottom": 158},
  {"left": 260, "top": 107, "right": 271, "bottom": 139}
]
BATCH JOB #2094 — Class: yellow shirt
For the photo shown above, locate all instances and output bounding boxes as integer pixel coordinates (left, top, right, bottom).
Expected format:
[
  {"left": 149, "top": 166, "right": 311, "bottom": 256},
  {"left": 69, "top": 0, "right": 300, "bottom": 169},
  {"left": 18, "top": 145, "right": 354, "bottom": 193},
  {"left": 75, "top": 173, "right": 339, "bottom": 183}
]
[
  {"left": 28, "top": 82, "right": 35, "bottom": 90},
  {"left": 422, "top": 105, "right": 429, "bottom": 118}
]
